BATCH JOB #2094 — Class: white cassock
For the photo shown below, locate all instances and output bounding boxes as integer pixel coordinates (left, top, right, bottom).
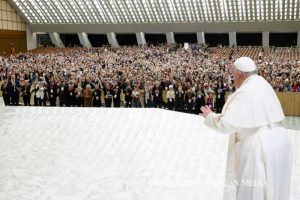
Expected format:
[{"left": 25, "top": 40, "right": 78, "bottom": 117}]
[{"left": 204, "top": 74, "right": 292, "bottom": 200}]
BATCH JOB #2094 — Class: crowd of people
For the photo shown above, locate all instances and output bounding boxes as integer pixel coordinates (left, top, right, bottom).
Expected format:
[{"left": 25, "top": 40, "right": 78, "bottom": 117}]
[{"left": 0, "top": 44, "right": 300, "bottom": 114}]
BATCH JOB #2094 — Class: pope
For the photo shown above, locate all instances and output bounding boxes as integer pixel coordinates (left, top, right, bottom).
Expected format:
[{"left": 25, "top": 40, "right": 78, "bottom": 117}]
[{"left": 201, "top": 57, "right": 292, "bottom": 200}]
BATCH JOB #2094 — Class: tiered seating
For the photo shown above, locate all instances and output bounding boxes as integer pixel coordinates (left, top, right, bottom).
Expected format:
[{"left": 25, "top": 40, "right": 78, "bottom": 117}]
[
  {"left": 211, "top": 47, "right": 300, "bottom": 61},
  {"left": 272, "top": 47, "right": 300, "bottom": 60}
]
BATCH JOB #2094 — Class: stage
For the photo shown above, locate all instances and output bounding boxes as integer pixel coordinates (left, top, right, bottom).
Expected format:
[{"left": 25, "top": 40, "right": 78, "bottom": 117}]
[{"left": 0, "top": 106, "right": 299, "bottom": 200}]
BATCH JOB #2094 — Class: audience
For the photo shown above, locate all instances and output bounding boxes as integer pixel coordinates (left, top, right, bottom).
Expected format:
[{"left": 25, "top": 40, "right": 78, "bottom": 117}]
[{"left": 0, "top": 44, "right": 299, "bottom": 114}]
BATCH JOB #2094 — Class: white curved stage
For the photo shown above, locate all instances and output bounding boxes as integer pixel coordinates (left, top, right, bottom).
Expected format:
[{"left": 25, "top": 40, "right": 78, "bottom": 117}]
[{"left": 0, "top": 107, "right": 299, "bottom": 200}]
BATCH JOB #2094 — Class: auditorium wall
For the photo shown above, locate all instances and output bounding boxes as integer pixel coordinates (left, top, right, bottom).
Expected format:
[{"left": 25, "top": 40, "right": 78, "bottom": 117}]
[
  {"left": 0, "top": 0, "right": 27, "bottom": 54},
  {"left": 0, "top": 29, "right": 26, "bottom": 55}
]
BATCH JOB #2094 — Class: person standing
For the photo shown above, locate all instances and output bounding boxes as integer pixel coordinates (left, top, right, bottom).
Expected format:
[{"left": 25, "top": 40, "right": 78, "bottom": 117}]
[
  {"left": 83, "top": 84, "right": 92, "bottom": 107},
  {"left": 1, "top": 80, "right": 9, "bottom": 105},
  {"left": 206, "top": 91, "right": 214, "bottom": 110},
  {"left": 104, "top": 83, "right": 113, "bottom": 107},
  {"left": 201, "top": 57, "right": 292, "bottom": 200},
  {"left": 174, "top": 83, "right": 185, "bottom": 112},
  {"left": 215, "top": 81, "right": 226, "bottom": 113},
  {"left": 132, "top": 86, "right": 141, "bottom": 108},
  {"left": 113, "top": 84, "right": 121, "bottom": 108},
  {"left": 21, "top": 81, "right": 31, "bottom": 106},
  {"left": 144, "top": 82, "right": 153, "bottom": 108},
  {"left": 48, "top": 81, "right": 57, "bottom": 107},
  {"left": 194, "top": 83, "right": 206, "bottom": 114},
  {"left": 152, "top": 81, "right": 163, "bottom": 108},
  {"left": 185, "top": 86, "right": 195, "bottom": 114},
  {"left": 36, "top": 82, "right": 47, "bottom": 106},
  {"left": 30, "top": 79, "right": 39, "bottom": 106},
  {"left": 7, "top": 75, "right": 21, "bottom": 106},
  {"left": 66, "top": 83, "right": 76, "bottom": 107},
  {"left": 75, "top": 85, "right": 83, "bottom": 107},
  {"left": 166, "top": 85, "right": 175, "bottom": 110},
  {"left": 124, "top": 85, "right": 132, "bottom": 108},
  {"left": 92, "top": 84, "right": 102, "bottom": 107},
  {"left": 138, "top": 86, "right": 145, "bottom": 108},
  {"left": 58, "top": 81, "right": 67, "bottom": 107}
]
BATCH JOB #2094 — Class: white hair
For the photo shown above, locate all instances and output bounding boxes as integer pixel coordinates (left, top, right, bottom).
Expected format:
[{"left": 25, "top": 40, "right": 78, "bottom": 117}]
[{"left": 241, "top": 70, "right": 258, "bottom": 78}]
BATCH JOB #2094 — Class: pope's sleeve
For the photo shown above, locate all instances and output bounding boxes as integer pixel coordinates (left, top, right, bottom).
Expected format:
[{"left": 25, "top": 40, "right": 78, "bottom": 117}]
[{"left": 204, "top": 112, "right": 241, "bottom": 134}]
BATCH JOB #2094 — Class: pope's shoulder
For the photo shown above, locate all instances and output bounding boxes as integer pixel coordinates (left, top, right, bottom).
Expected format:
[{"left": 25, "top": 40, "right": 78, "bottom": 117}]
[{"left": 238, "top": 74, "right": 274, "bottom": 94}]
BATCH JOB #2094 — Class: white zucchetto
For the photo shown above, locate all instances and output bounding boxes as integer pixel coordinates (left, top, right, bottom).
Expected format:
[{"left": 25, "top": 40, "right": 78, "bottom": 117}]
[{"left": 234, "top": 57, "right": 257, "bottom": 72}]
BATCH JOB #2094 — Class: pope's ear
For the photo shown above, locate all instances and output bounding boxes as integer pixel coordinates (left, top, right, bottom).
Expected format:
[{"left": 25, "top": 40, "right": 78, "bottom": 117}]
[{"left": 238, "top": 71, "right": 244, "bottom": 79}]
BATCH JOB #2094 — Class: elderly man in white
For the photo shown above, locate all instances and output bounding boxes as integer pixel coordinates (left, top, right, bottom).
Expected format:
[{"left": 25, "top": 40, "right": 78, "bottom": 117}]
[{"left": 201, "top": 57, "right": 292, "bottom": 200}]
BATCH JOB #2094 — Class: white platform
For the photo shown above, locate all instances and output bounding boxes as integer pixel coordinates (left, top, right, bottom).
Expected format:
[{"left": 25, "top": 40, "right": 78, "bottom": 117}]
[
  {"left": 0, "top": 107, "right": 299, "bottom": 200},
  {"left": 0, "top": 107, "right": 229, "bottom": 200}
]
